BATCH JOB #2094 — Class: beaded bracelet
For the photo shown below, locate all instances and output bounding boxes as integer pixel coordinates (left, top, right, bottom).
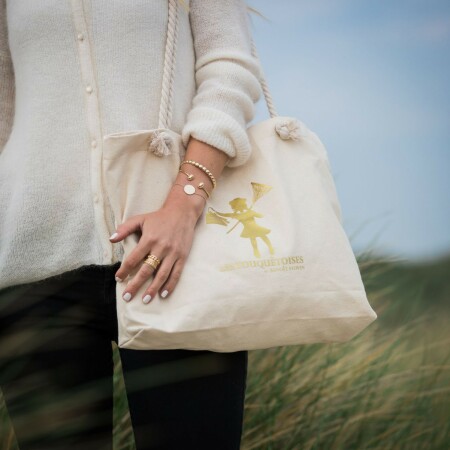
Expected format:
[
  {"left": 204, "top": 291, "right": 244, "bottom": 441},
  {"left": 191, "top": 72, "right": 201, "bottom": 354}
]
[{"left": 179, "top": 160, "right": 217, "bottom": 189}]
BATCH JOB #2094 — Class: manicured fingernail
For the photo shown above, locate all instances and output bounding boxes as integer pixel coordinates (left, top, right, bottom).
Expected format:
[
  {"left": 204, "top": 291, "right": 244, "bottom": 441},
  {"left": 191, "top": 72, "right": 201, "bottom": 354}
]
[
  {"left": 109, "top": 232, "right": 118, "bottom": 240},
  {"left": 123, "top": 292, "right": 132, "bottom": 302},
  {"left": 115, "top": 276, "right": 122, "bottom": 282},
  {"left": 161, "top": 290, "right": 169, "bottom": 298},
  {"left": 143, "top": 294, "right": 152, "bottom": 304}
]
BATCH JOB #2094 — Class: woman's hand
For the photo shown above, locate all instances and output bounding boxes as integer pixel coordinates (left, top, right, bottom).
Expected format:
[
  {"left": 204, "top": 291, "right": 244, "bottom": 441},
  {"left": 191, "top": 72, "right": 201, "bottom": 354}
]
[
  {"left": 110, "top": 184, "right": 205, "bottom": 303},
  {"left": 110, "top": 136, "right": 230, "bottom": 303}
]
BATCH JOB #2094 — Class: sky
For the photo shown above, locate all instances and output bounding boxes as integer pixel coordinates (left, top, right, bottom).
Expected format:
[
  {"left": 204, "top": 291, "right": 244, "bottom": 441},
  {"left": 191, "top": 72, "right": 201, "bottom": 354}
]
[{"left": 246, "top": 0, "right": 450, "bottom": 263}]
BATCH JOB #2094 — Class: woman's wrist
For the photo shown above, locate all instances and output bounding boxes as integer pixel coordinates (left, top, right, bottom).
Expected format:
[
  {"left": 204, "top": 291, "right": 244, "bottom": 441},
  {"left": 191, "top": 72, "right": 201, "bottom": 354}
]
[
  {"left": 162, "top": 176, "right": 207, "bottom": 221},
  {"left": 161, "top": 137, "right": 229, "bottom": 221}
]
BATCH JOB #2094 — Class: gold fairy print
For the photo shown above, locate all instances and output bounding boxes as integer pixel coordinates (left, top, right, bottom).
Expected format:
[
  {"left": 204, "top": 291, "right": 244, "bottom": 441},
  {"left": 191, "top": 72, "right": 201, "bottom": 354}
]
[{"left": 205, "top": 182, "right": 275, "bottom": 258}]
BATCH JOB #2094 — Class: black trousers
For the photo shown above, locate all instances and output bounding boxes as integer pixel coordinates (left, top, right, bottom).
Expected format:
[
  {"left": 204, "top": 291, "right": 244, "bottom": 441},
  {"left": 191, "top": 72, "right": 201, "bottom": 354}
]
[{"left": 0, "top": 263, "right": 248, "bottom": 450}]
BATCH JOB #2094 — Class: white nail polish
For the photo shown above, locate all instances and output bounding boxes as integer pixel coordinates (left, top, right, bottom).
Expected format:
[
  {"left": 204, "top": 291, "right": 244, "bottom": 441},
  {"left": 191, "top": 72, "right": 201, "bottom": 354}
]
[
  {"left": 143, "top": 294, "right": 152, "bottom": 304},
  {"left": 109, "top": 232, "right": 118, "bottom": 240},
  {"left": 123, "top": 292, "right": 132, "bottom": 302},
  {"left": 161, "top": 290, "right": 169, "bottom": 298},
  {"left": 115, "top": 276, "right": 122, "bottom": 282}
]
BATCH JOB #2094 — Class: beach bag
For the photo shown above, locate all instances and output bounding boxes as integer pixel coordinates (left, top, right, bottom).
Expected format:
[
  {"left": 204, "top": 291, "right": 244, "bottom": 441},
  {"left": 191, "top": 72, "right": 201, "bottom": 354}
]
[{"left": 102, "top": 0, "right": 377, "bottom": 352}]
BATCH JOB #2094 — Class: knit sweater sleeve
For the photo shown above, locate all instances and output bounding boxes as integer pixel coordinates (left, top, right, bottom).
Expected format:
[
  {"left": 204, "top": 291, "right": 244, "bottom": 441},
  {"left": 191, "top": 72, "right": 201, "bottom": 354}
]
[
  {"left": 180, "top": 0, "right": 263, "bottom": 168},
  {"left": 0, "top": 0, "right": 15, "bottom": 154}
]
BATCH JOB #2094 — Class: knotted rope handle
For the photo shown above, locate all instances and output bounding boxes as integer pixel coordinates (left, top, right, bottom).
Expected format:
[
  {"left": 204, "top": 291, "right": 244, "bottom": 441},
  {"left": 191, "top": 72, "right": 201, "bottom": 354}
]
[{"left": 158, "top": 0, "right": 277, "bottom": 130}]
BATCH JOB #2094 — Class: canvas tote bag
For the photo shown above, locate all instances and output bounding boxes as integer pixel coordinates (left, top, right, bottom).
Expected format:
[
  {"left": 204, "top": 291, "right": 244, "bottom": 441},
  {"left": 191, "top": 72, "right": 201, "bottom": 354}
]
[{"left": 102, "top": 0, "right": 377, "bottom": 352}]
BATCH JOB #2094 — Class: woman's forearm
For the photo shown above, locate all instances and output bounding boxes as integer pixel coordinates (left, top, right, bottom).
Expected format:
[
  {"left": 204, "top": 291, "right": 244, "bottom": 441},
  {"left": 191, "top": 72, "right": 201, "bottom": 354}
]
[{"left": 161, "top": 136, "right": 230, "bottom": 220}]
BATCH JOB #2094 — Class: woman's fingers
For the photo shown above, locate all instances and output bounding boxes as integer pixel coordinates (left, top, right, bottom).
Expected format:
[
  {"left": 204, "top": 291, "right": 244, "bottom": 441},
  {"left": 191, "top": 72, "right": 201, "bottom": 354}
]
[
  {"left": 113, "top": 217, "right": 157, "bottom": 282},
  {"left": 117, "top": 235, "right": 177, "bottom": 302},
  {"left": 121, "top": 260, "right": 157, "bottom": 302},
  {"left": 112, "top": 210, "right": 194, "bottom": 302},
  {"left": 114, "top": 239, "right": 151, "bottom": 283},
  {"left": 157, "top": 257, "right": 187, "bottom": 300},
  {"left": 121, "top": 251, "right": 178, "bottom": 303},
  {"left": 141, "top": 255, "right": 179, "bottom": 303},
  {"left": 109, "top": 214, "right": 143, "bottom": 244}
]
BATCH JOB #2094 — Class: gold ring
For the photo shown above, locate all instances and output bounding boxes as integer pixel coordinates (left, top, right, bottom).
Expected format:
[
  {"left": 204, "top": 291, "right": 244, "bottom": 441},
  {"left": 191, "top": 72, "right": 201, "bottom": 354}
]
[
  {"left": 146, "top": 254, "right": 160, "bottom": 263},
  {"left": 143, "top": 254, "right": 161, "bottom": 270}
]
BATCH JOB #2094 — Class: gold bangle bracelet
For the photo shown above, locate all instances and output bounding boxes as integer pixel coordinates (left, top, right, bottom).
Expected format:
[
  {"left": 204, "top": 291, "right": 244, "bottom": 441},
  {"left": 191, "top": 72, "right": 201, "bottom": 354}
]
[
  {"left": 180, "top": 160, "right": 217, "bottom": 189},
  {"left": 197, "top": 182, "right": 211, "bottom": 198},
  {"left": 178, "top": 168, "right": 194, "bottom": 181},
  {"left": 178, "top": 169, "right": 211, "bottom": 198}
]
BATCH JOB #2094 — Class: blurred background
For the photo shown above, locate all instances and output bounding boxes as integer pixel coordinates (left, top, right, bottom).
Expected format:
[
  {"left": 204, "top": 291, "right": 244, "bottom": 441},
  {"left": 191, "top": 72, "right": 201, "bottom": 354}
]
[{"left": 1, "top": 1, "right": 449, "bottom": 449}]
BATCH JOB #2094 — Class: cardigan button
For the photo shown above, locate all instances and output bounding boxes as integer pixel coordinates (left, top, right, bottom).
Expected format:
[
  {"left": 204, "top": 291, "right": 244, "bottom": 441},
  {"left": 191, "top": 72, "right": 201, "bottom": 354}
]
[
  {"left": 86, "top": 85, "right": 93, "bottom": 94},
  {"left": 77, "top": 33, "right": 84, "bottom": 41}
]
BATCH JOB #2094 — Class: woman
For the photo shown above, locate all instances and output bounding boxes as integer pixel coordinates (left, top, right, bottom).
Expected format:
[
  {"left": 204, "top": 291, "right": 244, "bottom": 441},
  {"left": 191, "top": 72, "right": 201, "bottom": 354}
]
[{"left": 0, "top": 0, "right": 262, "bottom": 448}]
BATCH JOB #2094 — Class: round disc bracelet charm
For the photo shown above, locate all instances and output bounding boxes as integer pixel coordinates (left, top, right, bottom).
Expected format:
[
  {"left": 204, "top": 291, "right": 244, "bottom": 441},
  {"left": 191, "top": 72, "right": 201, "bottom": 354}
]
[
  {"left": 183, "top": 184, "right": 195, "bottom": 195},
  {"left": 173, "top": 183, "right": 207, "bottom": 202}
]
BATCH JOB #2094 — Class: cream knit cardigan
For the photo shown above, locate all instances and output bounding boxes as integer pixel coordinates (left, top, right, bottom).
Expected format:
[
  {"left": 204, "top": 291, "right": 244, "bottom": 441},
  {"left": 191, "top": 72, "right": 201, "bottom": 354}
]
[{"left": 0, "top": 0, "right": 263, "bottom": 290}]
